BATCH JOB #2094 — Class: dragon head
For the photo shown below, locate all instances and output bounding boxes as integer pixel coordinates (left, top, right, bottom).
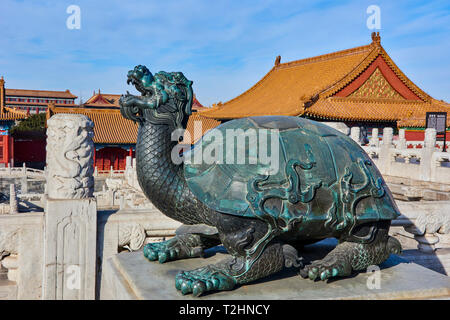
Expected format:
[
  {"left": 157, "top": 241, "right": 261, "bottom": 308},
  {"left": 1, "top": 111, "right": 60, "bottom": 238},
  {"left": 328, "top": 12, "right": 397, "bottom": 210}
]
[
  {"left": 126, "top": 65, "right": 155, "bottom": 94},
  {"left": 120, "top": 65, "right": 193, "bottom": 129}
]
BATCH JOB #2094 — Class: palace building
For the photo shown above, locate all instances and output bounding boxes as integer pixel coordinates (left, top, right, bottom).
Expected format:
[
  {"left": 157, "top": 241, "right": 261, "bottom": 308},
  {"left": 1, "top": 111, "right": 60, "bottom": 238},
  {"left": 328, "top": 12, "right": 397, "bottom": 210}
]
[
  {"left": 196, "top": 33, "right": 450, "bottom": 142},
  {"left": 0, "top": 77, "right": 77, "bottom": 115},
  {"left": 0, "top": 77, "right": 35, "bottom": 167},
  {"left": 0, "top": 76, "right": 78, "bottom": 167}
]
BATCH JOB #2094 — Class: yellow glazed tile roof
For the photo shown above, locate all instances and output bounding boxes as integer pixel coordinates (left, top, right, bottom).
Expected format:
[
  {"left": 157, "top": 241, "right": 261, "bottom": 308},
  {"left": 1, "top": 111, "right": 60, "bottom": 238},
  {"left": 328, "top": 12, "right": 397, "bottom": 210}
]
[
  {"left": 0, "top": 107, "right": 28, "bottom": 120},
  {"left": 397, "top": 100, "right": 450, "bottom": 128},
  {"left": 49, "top": 107, "right": 138, "bottom": 144},
  {"left": 199, "top": 44, "right": 374, "bottom": 119},
  {"left": 302, "top": 97, "right": 447, "bottom": 123},
  {"left": 48, "top": 107, "right": 221, "bottom": 145},
  {"left": 198, "top": 33, "right": 445, "bottom": 125},
  {"left": 184, "top": 113, "right": 221, "bottom": 144}
]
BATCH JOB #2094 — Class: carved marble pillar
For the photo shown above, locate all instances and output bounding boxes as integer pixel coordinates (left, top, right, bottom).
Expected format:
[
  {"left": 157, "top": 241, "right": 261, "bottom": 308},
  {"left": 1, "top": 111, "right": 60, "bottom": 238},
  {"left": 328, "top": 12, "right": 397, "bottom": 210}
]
[{"left": 43, "top": 114, "right": 97, "bottom": 300}]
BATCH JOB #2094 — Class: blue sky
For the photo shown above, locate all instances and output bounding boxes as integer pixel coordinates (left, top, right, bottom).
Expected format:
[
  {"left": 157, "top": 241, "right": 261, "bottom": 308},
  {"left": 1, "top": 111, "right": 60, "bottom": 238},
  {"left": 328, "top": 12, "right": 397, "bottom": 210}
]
[{"left": 0, "top": 0, "right": 449, "bottom": 105}]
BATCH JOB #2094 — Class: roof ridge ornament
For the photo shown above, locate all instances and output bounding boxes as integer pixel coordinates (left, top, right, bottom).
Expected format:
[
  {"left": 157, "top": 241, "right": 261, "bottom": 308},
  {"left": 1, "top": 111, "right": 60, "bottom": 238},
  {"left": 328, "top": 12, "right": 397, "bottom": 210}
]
[
  {"left": 371, "top": 32, "right": 381, "bottom": 46},
  {"left": 303, "top": 94, "right": 319, "bottom": 110},
  {"left": 274, "top": 55, "right": 281, "bottom": 66}
]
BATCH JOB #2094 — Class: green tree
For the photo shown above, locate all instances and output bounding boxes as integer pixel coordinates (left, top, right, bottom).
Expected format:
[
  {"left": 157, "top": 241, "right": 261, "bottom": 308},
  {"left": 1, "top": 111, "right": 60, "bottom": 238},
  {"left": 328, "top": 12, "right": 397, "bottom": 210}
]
[{"left": 10, "top": 113, "right": 46, "bottom": 134}]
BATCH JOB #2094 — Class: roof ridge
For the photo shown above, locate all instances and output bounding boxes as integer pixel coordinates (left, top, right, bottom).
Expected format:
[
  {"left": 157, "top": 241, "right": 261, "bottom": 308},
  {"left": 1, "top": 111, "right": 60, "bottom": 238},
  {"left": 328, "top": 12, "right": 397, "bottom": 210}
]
[
  {"left": 320, "top": 45, "right": 435, "bottom": 102},
  {"left": 319, "top": 46, "right": 381, "bottom": 98},
  {"left": 6, "top": 88, "right": 73, "bottom": 93},
  {"left": 6, "top": 88, "right": 77, "bottom": 99},
  {"left": 277, "top": 44, "right": 373, "bottom": 69},
  {"left": 51, "top": 106, "right": 121, "bottom": 114},
  {"left": 378, "top": 47, "right": 432, "bottom": 102}
]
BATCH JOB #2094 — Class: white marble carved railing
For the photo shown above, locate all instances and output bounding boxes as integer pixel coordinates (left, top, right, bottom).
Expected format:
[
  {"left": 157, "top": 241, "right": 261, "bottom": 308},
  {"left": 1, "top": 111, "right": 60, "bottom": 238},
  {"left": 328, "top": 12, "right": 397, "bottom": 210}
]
[
  {"left": 391, "top": 148, "right": 422, "bottom": 163},
  {"left": 393, "top": 201, "right": 450, "bottom": 255},
  {"left": 360, "top": 128, "right": 450, "bottom": 184},
  {"left": 0, "top": 165, "right": 45, "bottom": 178},
  {"left": 391, "top": 140, "right": 450, "bottom": 151}
]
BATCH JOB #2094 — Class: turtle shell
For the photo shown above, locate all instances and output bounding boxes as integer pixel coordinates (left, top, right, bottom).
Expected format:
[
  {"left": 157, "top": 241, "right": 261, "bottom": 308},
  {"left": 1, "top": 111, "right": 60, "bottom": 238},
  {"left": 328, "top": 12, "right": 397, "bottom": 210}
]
[{"left": 184, "top": 116, "right": 399, "bottom": 228}]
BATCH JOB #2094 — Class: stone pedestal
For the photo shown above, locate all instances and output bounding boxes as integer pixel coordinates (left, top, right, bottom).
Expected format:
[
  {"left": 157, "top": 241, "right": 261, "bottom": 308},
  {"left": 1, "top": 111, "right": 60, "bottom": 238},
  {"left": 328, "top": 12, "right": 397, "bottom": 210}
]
[
  {"left": 43, "top": 197, "right": 97, "bottom": 300},
  {"left": 103, "top": 239, "right": 450, "bottom": 300},
  {"left": 97, "top": 208, "right": 182, "bottom": 299}
]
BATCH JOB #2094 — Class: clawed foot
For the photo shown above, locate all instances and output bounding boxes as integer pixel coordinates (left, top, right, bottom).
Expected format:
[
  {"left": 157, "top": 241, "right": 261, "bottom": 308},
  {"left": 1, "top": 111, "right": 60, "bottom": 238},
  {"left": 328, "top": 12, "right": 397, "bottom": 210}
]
[
  {"left": 299, "top": 255, "right": 351, "bottom": 281},
  {"left": 143, "top": 235, "right": 203, "bottom": 263},
  {"left": 175, "top": 265, "right": 237, "bottom": 297}
]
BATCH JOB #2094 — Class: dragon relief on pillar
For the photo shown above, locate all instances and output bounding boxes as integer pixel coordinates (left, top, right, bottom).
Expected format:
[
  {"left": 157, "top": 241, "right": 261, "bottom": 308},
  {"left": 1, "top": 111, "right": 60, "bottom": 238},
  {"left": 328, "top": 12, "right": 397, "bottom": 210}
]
[{"left": 46, "top": 114, "right": 95, "bottom": 199}]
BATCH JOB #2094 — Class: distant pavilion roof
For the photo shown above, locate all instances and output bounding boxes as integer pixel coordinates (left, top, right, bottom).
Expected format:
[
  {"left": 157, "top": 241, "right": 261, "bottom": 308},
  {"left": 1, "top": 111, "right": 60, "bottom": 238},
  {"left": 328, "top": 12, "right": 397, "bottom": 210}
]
[
  {"left": 198, "top": 33, "right": 449, "bottom": 128},
  {"left": 82, "top": 90, "right": 120, "bottom": 108}
]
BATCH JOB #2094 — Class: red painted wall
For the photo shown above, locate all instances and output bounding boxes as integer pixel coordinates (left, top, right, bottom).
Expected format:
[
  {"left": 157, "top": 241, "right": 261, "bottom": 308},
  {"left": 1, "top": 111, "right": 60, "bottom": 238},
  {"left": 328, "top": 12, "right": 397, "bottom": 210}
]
[
  {"left": 405, "top": 130, "right": 450, "bottom": 141},
  {"left": 14, "top": 139, "right": 46, "bottom": 163},
  {"left": 0, "top": 135, "right": 7, "bottom": 164}
]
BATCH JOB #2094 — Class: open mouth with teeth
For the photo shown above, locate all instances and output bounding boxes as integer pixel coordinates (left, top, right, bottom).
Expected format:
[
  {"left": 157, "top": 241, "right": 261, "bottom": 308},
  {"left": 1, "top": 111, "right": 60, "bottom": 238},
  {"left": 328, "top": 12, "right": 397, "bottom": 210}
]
[{"left": 127, "top": 74, "right": 147, "bottom": 95}]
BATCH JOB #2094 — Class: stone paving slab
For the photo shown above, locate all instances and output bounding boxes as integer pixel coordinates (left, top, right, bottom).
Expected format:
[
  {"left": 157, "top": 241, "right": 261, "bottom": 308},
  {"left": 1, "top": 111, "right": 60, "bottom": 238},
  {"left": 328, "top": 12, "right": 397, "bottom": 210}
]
[{"left": 104, "top": 239, "right": 450, "bottom": 300}]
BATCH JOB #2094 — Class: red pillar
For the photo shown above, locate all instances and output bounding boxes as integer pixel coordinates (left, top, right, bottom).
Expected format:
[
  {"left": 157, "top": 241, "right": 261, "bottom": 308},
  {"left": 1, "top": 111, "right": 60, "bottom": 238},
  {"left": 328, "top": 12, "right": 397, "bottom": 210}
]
[
  {"left": 93, "top": 148, "right": 96, "bottom": 168},
  {"left": 4, "top": 135, "right": 9, "bottom": 167},
  {"left": 129, "top": 147, "right": 132, "bottom": 157}
]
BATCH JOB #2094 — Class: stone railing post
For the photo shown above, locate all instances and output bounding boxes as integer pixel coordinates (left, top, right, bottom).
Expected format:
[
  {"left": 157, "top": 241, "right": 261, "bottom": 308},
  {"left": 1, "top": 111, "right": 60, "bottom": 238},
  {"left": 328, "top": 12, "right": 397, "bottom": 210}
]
[
  {"left": 21, "top": 166, "right": 28, "bottom": 194},
  {"left": 369, "top": 128, "right": 379, "bottom": 147},
  {"left": 350, "top": 126, "right": 361, "bottom": 145},
  {"left": 420, "top": 128, "right": 436, "bottom": 181},
  {"left": 125, "top": 156, "right": 132, "bottom": 169},
  {"left": 382, "top": 127, "right": 393, "bottom": 147},
  {"left": 378, "top": 127, "right": 393, "bottom": 175},
  {"left": 424, "top": 128, "right": 437, "bottom": 149},
  {"left": 9, "top": 184, "right": 18, "bottom": 214},
  {"left": 43, "top": 114, "right": 97, "bottom": 300},
  {"left": 398, "top": 128, "right": 407, "bottom": 150}
]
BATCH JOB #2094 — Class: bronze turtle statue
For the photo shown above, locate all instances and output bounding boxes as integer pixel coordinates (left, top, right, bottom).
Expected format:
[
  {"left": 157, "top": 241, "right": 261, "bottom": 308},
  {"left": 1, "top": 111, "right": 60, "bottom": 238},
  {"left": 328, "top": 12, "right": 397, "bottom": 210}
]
[{"left": 119, "top": 65, "right": 401, "bottom": 297}]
